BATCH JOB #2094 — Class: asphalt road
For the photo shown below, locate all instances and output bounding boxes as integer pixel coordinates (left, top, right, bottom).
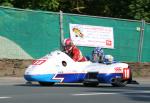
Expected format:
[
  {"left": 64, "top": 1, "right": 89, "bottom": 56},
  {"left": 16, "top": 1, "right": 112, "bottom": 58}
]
[{"left": 0, "top": 77, "right": 150, "bottom": 103}]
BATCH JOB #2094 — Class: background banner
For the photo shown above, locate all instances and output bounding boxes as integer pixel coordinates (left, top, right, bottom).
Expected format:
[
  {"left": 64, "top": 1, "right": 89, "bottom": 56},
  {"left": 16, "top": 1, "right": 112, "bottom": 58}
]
[{"left": 69, "top": 23, "right": 114, "bottom": 48}]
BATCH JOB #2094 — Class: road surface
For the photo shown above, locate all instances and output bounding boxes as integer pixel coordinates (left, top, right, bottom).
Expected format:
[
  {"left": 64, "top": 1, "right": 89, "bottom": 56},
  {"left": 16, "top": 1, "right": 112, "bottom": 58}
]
[{"left": 0, "top": 77, "right": 150, "bottom": 103}]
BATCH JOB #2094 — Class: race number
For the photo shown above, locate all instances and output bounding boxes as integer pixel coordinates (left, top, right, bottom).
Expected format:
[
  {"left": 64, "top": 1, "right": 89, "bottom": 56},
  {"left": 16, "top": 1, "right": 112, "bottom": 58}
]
[
  {"left": 123, "top": 68, "right": 130, "bottom": 80},
  {"left": 32, "top": 60, "right": 46, "bottom": 65}
]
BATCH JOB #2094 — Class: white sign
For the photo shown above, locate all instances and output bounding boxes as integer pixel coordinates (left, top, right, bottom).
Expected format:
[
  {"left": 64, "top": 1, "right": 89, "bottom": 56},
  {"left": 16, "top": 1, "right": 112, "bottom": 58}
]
[{"left": 69, "top": 24, "right": 114, "bottom": 48}]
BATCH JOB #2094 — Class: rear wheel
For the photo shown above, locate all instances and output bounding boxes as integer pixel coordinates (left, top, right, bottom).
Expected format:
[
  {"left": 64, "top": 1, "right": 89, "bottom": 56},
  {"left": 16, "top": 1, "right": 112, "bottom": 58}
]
[
  {"left": 39, "top": 82, "right": 55, "bottom": 86},
  {"left": 111, "top": 78, "right": 128, "bottom": 87}
]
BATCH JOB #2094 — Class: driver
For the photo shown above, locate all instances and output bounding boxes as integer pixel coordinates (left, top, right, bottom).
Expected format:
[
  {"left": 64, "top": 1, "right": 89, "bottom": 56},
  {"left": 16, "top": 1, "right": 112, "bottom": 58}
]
[{"left": 64, "top": 38, "right": 87, "bottom": 62}]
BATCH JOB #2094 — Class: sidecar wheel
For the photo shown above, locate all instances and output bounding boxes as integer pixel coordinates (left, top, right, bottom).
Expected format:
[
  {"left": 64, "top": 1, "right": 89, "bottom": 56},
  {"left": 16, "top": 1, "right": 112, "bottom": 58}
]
[
  {"left": 39, "top": 82, "right": 55, "bottom": 86},
  {"left": 111, "top": 78, "right": 128, "bottom": 87}
]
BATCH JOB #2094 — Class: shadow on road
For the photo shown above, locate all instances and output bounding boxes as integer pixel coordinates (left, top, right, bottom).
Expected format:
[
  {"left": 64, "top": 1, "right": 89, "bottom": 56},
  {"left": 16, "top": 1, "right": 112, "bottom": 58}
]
[
  {"left": 14, "top": 83, "right": 119, "bottom": 88},
  {"left": 124, "top": 92, "right": 150, "bottom": 102},
  {"left": 14, "top": 83, "right": 150, "bottom": 102},
  {"left": 85, "top": 84, "right": 150, "bottom": 102}
]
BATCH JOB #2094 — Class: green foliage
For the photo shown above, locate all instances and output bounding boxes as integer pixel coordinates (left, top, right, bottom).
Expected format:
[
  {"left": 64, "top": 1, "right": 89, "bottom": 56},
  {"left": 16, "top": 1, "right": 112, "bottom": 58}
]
[
  {"left": 129, "top": 0, "right": 150, "bottom": 22},
  {"left": 59, "top": 0, "right": 85, "bottom": 14},
  {"left": 0, "top": 0, "right": 150, "bottom": 22},
  {"left": 33, "top": 0, "right": 60, "bottom": 11},
  {"left": 83, "top": 0, "right": 132, "bottom": 18},
  {"left": 0, "top": 0, "right": 13, "bottom": 7},
  {"left": 11, "top": 0, "right": 60, "bottom": 11}
]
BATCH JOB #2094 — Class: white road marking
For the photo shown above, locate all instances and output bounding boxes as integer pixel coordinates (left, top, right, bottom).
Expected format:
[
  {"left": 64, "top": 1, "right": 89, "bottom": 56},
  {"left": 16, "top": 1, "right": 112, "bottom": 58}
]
[
  {"left": 0, "top": 97, "right": 12, "bottom": 99},
  {"left": 143, "top": 90, "right": 150, "bottom": 93},
  {"left": 124, "top": 90, "right": 150, "bottom": 94},
  {"left": 72, "top": 92, "right": 117, "bottom": 96},
  {"left": 72, "top": 90, "right": 150, "bottom": 96}
]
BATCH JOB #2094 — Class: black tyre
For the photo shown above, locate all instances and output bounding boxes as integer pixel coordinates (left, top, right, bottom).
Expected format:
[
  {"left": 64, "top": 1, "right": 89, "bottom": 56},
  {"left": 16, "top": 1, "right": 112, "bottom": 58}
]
[
  {"left": 111, "top": 79, "right": 128, "bottom": 87},
  {"left": 83, "top": 79, "right": 99, "bottom": 87},
  {"left": 83, "top": 82, "right": 99, "bottom": 87},
  {"left": 39, "top": 82, "right": 55, "bottom": 86}
]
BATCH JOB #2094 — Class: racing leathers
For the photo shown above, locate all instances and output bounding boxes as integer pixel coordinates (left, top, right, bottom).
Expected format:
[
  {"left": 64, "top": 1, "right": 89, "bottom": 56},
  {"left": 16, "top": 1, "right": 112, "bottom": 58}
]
[{"left": 65, "top": 45, "right": 87, "bottom": 62}]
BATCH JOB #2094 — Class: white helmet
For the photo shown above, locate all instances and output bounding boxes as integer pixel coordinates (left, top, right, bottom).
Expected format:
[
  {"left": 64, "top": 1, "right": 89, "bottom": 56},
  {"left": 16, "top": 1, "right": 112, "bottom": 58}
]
[{"left": 104, "top": 55, "right": 114, "bottom": 63}]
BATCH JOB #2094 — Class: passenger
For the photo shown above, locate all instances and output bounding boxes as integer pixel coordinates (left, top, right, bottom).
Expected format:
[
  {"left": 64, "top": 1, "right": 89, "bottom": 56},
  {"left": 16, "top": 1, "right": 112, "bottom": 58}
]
[
  {"left": 91, "top": 47, "right": 115, "bottom": 64},
  {"left": 91, "top": 47, "right": 104, "bottom": 63},
  {"left": 64, "top": 38, "right": 87, "bottom": 62},
  {"left": 103, "top": 55, "right": 114, "bottom": 64}
]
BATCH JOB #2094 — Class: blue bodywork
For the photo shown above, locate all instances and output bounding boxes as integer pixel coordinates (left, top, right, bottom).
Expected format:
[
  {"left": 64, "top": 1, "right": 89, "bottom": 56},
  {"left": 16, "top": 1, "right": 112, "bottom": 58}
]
[{"left": 24, "top": 73, "right": 122, "bottom": 83}]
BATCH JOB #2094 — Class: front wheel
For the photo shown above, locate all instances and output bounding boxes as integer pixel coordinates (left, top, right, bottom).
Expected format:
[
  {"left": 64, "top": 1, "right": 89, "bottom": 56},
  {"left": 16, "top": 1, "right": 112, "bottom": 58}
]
[
  {"left": 83, "top": 82, "right": 99, "bottom": 87},
  {"left": 39, "top": 82, "right": 55, "bottom": 86},
  {"left": 83, "top": 79, "right": 99, "bottom": 87}
]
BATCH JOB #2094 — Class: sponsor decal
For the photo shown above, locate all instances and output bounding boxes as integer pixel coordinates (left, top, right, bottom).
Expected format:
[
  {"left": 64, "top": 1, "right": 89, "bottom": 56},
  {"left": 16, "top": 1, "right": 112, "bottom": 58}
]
[
  {"left": 123, "top": 68, "right": 130, "bottom": 79},
  {"left": 32, "top": 60, "right": 46, "bottom": 65},
  {"left": 72, "top": 27, "right": 84, "bottom": 38},
  {"left": 106, "top": 40, "right": 112, "bottom": 46},
  {"left": 52, "top": 74, "right": 64, "bottom": 82},
  {"left": 114, "top": 67, "right": 122, "bottom": 73}
]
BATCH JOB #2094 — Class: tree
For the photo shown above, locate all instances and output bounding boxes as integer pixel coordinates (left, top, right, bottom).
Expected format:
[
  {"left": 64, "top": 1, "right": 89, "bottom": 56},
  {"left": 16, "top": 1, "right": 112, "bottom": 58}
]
[
  {"left": 0, "top": 0, "right": 149, "bottom": 22},
  {"left": 128, "top": 0, "right": 150, "bottom": 22},
  {"left": 0, "top": 0, "right": 13, "bottom": 7},
  {"left": 12, "top": 0, "right": 60, "bottom": 11},
  {"left": 59, "top": 0, "right": 85, "bottom": 14}
]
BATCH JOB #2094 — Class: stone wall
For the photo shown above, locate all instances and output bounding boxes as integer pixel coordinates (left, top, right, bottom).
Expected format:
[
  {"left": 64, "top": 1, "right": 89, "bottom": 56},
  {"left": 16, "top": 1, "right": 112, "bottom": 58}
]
[
  {"left": 0, "top": 59, "right": 150, "bottom": 77},
  {"left": 0, "top": 59, "right": 32, "bottom": 77},
  {"left": 129, "top": 62, "right": 150, "bottom": 77}
]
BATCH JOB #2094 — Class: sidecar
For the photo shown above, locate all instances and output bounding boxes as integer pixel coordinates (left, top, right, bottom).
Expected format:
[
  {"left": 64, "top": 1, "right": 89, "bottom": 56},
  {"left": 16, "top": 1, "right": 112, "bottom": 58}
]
[{"left": 24, "top": 50, "right": 138, "bottom": 87}]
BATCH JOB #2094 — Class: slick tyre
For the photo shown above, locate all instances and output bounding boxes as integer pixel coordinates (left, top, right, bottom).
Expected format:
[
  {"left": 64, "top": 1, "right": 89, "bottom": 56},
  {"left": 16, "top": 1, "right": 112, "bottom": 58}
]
[
  {"left": 39, "top": 82, "right": 55, "bottom": 86},
  {"left": 83, "top": 82, "right": 99, "bottom": 87},
  {"left": 111, "top": 79, "right": 128, "bottom": 87}
]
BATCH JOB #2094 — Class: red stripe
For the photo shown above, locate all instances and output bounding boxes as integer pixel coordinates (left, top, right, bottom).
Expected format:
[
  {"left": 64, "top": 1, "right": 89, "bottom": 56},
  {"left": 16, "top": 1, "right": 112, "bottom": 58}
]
[{"left": 123, "top": 68, "right": 130, "bottom": 80}]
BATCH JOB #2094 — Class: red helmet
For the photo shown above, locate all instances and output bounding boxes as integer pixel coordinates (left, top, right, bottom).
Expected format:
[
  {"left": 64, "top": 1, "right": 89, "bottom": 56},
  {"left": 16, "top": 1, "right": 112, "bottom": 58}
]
[
  {"left": 64, "top": 38, "right": 72, "bottom": 46},
  {"left": 64, "top": 38, "right": 74, "bottom": 52}
]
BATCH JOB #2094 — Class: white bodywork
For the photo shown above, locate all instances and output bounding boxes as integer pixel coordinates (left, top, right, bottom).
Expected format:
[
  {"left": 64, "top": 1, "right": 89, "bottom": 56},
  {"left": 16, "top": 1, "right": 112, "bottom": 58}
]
[{"left": 25, "top": 50, "right": 129, "bottom": 79}]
